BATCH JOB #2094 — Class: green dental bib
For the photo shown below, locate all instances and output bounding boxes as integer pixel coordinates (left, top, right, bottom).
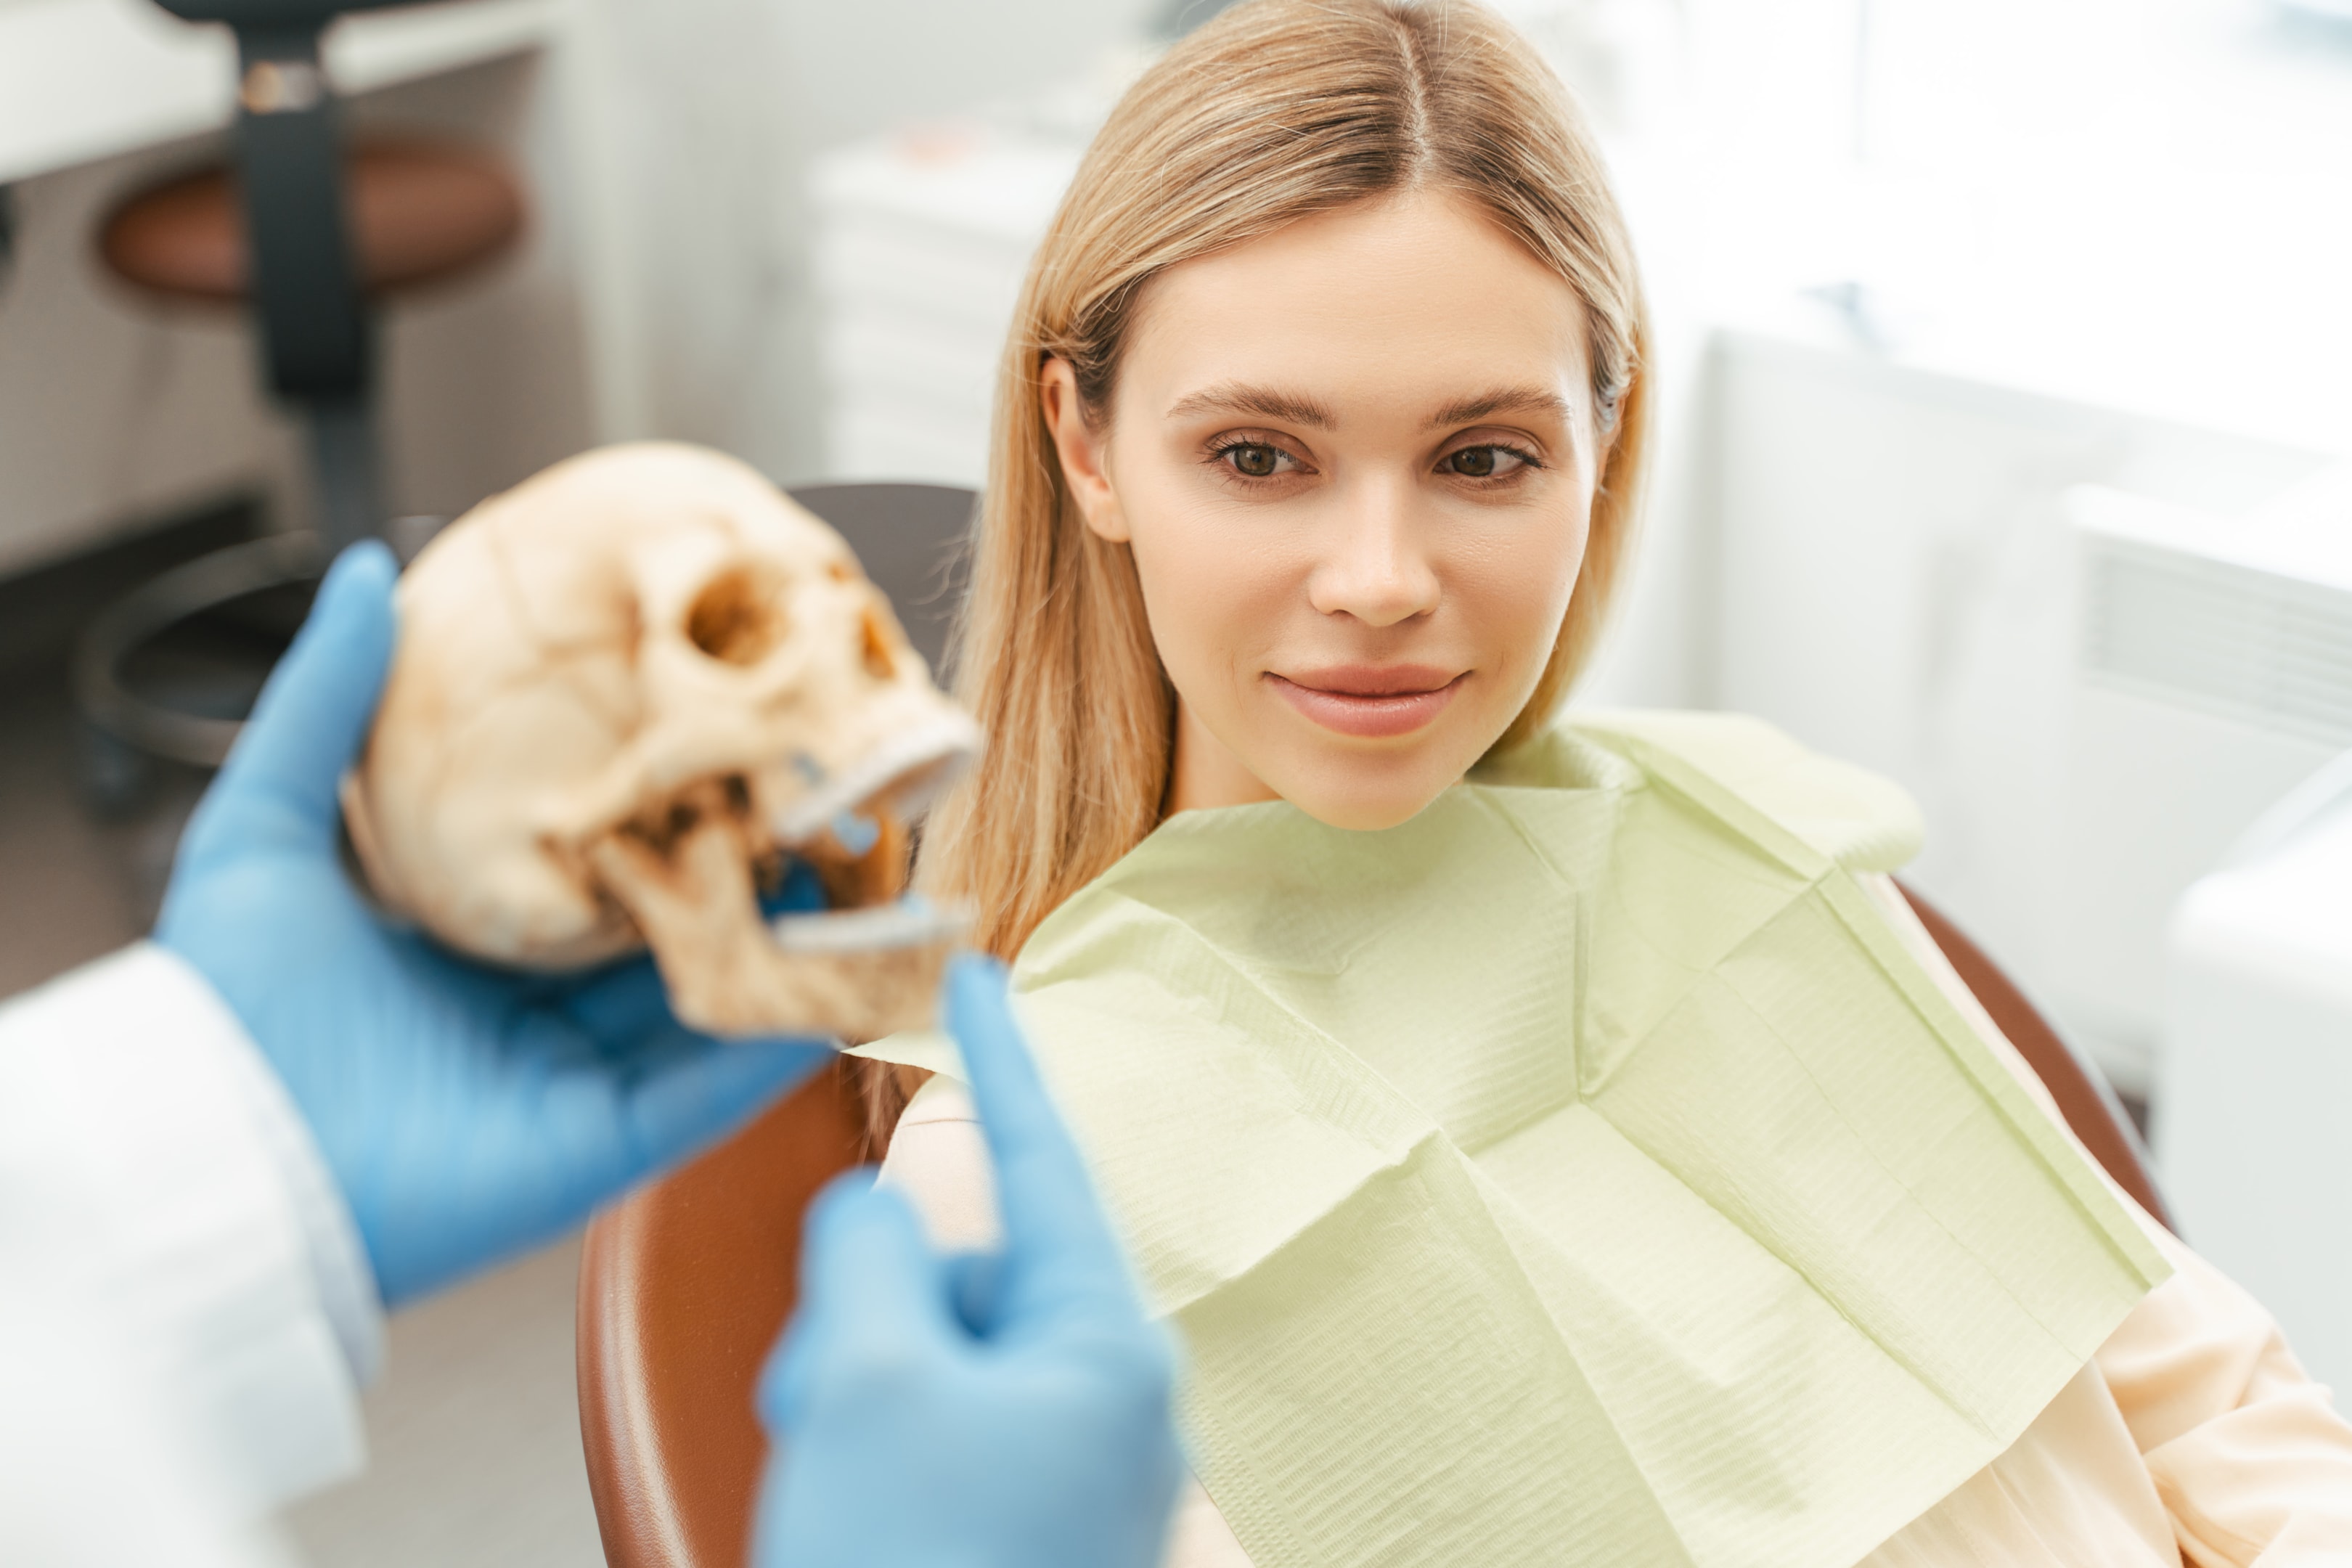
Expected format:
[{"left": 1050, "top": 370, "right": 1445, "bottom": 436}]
[{"left": 861, "top": 712, "right": 2168, "bottom": 1568}]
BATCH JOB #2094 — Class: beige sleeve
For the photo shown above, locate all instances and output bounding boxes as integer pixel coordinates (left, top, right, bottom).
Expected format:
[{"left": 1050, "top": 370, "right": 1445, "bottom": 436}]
[
  {"left": 1855, "top": 874, "right": 2352, "bottom": 1567},
  {"left": 874, "top": 1079, "right": 1260, "bottom": 1568},
  {"left": 2097, "top": 1229, "right": 2352, "bottom": 1567}
]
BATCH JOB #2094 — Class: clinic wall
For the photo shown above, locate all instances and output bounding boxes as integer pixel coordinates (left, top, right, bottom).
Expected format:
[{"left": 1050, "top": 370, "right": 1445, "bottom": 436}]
[
  {"left": 0, "top": 146, "right": 295, "bottom": 576},
  {"left": 568, "top": 0, "right": 1158, "bottom": 485},
  {"left": 1706, "top": 332, "right": 2328, "bottom": 1088}
]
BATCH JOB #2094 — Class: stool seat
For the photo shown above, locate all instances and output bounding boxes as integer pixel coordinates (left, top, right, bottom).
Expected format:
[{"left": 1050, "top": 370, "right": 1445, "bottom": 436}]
[{"left": 101, "top": 138, "right": 523, "bottom": 303}]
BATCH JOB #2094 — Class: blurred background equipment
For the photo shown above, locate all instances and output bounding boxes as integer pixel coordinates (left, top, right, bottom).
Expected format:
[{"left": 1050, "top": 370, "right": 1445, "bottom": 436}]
[
  {"left": 102, "top": 126, "right": 520, "bottom": 549},
  {"left": 2161, "top": 734, "right": 2352, "bottom": 1396},
  {"left": 811, "top": 131, "right": 1078, "bottom": 488},
  {"left": 2160, "top": 761, "right": 2352, "bottom": 1389},
  {"left": 2041, "top": 477, "right": 2352, "bottom": 1090},
  {"left": 73, "top": 0, "right": 524, "bottom": 804}
]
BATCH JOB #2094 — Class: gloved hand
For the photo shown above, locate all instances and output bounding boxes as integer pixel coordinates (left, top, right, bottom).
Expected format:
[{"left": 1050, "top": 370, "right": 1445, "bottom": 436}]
[
  {"left": 157, "top": 542, "right": 832, "bottom": 1306},
  {"left": 755, "top": 955, "right": 1183, "bottom": 1568}
]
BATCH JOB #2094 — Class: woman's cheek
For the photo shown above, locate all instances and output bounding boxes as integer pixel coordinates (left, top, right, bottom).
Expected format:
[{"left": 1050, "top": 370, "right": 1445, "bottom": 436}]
[
  {"left": 1467, "top": 538, "right": 1585, "bottom": 717},
  {"left": 1132, "top": 508, "right": 1261, "bottom": 702}
]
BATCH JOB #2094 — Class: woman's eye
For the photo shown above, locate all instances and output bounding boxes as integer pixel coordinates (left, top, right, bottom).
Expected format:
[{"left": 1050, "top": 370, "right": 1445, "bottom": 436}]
[
  {"left": 1222, "top": 442, "right": 1286, "bottom": 478},
  {"left": 1441, "top": 445, "right": 1532, "bottom": 479}
]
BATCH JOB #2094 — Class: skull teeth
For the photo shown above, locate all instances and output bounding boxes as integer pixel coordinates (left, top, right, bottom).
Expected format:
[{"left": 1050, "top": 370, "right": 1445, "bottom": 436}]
[
  {"left": 828, "top": 809, "right": 883, "bottom": 858},
  {"left": 769, "top": 709, "right": 983, "bottom": 845},
  {"left": 770, "top": 894, "right": 971, "bottom": 955}
]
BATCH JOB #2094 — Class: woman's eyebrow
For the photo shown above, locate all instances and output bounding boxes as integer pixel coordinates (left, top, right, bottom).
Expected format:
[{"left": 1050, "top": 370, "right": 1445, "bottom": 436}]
[
  {"left": 1164, "top": 383, "right": 1338, "bottom": 430},
  {"left": 1421, "top": 386, "right": 1575, "bottom": 430}
]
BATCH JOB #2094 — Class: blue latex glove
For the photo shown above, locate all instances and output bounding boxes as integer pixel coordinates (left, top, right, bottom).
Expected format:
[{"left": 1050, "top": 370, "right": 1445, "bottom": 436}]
[
  {"left": 755, "top": 955, "right": 1183, "bottom": 1568},
  {"left": 157, "top": 542, "right": 832, "bottom": 1305}
]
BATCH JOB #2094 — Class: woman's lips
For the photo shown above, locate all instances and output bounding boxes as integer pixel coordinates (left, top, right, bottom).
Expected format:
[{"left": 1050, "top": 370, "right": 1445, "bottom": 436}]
[{"left": 1267, "top": 666, "right": 1467, "bottom": 738}]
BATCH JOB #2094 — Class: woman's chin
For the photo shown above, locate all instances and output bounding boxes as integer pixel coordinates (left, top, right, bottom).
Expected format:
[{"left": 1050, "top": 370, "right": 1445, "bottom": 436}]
[
  {"left": 1265, "top": 753, "right": 1468, "bottom": 833},
  {"left": 1300, "top": 796, "right": 1440, "bottom": 832}
]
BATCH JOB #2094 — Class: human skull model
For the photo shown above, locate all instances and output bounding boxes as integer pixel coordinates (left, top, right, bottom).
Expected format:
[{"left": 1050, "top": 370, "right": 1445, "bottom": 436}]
[{"left": 341, "top": 442, "right": 980, "bottom": 1041}]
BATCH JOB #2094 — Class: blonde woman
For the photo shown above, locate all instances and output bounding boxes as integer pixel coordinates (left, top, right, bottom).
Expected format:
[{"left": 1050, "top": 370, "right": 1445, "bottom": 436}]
[{"left": 855, "top": 2, "right": 2352, "bottom": 1564}]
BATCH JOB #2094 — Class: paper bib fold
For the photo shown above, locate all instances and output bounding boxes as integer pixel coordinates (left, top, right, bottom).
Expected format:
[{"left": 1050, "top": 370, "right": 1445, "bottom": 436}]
[{"left": 859, "top": 711, "right": 2168, "bottom": 1568}]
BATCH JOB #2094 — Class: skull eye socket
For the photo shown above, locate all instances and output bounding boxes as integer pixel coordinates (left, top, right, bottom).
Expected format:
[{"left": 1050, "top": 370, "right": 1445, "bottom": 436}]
[
  {"left": 686, "top": 563, "right": 788, "bottom": 666},
  {"left": 860, "top": 606, "right": 897, "bottom": 680}
]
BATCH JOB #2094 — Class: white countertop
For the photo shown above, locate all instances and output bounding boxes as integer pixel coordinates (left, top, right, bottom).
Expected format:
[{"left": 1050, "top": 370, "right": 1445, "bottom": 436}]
[{"left": 0, "top": 0, "right": 558, "bottom": 185}]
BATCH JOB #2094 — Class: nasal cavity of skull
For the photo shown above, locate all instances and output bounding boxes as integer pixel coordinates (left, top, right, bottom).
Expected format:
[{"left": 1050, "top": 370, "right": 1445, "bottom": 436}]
[
  {"left": 860, "top": 605, "right": 897, "bottom": 680},
  {"left": 686, "top": 562, "right": 790, "bottom": 666}
]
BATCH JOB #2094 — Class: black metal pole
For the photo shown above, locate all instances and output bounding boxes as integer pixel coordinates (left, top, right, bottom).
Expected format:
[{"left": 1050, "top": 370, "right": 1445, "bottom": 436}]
[{"left": 229, "top": 25, "right": 383, "bottom": 549}]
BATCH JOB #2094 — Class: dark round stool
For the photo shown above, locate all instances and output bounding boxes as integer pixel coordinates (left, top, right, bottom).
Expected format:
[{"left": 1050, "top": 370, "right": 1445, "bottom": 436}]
[
  {"left": 78, "top": 131, "right": 520, "bottom": 797},
  {"left": 101, "top": 136, "right": 523, "bottom": 306}
]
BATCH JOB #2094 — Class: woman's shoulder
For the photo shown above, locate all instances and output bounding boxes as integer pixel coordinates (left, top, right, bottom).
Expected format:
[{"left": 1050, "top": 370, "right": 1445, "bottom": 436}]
[
  {"left": 1513, "top": 707, "right": 1927, "bottom": 875},
  {"left": 875, "top": 1074, "right": 1003, "bottom": 1251}
]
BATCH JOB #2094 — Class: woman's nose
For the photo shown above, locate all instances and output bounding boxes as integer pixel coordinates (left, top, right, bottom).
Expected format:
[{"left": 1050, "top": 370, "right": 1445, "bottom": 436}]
[{"left": 1306, "top": 481, "right": 1441, "bottom": 628}]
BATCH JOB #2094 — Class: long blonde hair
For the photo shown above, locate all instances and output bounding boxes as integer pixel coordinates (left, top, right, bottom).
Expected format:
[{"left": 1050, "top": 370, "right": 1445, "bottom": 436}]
[{"left": 859, "top": 0, "right": 1652, "bottom": 1143}]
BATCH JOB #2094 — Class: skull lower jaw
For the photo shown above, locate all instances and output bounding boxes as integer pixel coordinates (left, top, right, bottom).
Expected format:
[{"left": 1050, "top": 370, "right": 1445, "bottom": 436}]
[{"left": 585, "top": 806, "right": 955, "bottom": 1041}]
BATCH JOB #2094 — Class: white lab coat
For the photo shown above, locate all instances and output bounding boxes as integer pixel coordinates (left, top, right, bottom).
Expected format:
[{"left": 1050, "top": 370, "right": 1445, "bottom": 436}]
[{"left": 0, "top": 945, "right": 383, "bottom": 1564}]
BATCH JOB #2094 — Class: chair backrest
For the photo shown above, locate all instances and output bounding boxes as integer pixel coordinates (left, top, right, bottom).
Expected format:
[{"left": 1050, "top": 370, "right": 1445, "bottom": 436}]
[
  {"left": 574, "top": 786, "right": 2168, "bottom": 1565},
  {"left": 578, "top": 1061, "right": 863, "bottom": 1568},
  {"left": 783, "top": 483, "right": 976, "bottom": 677}
]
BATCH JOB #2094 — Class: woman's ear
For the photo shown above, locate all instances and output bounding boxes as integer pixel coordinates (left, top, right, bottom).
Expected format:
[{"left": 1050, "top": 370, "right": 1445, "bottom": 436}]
[{"left": 1040, "top": 358, "right": 1130, "bottom": 544}]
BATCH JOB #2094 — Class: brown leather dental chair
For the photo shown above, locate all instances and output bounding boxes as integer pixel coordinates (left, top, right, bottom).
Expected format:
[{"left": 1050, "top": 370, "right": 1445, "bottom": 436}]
[
  {"left": 578, "top": 1060, "right": 867, "bottom": 1568},
  {"left": 575, "top": 871, "right": 2171, "bottom": 1568}
]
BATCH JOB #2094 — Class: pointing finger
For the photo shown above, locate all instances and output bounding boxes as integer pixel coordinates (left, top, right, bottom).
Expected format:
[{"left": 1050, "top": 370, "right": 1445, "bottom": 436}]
[{"left": 943, "top": 954, "right": 1136, "bottom": 1318}]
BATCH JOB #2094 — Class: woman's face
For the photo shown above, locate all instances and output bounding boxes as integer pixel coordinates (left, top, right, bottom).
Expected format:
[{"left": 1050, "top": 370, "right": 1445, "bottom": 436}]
[{"left": 1043, "top": 190, "right": 1603, "bottom": 830}]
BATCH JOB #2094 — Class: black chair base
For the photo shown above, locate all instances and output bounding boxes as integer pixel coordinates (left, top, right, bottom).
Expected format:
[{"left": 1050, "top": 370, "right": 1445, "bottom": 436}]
[
  {"left": 70, "top": 513, "right": 449, "bottom": 807},
  {"left": 73, "top": 532, "right": 326, "bottom": 775}
]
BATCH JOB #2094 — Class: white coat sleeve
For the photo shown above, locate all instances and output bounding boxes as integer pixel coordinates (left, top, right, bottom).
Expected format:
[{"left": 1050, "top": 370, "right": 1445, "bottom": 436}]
[{"left": 0, "top": 943, "right": 383, "bottom": 1534}]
